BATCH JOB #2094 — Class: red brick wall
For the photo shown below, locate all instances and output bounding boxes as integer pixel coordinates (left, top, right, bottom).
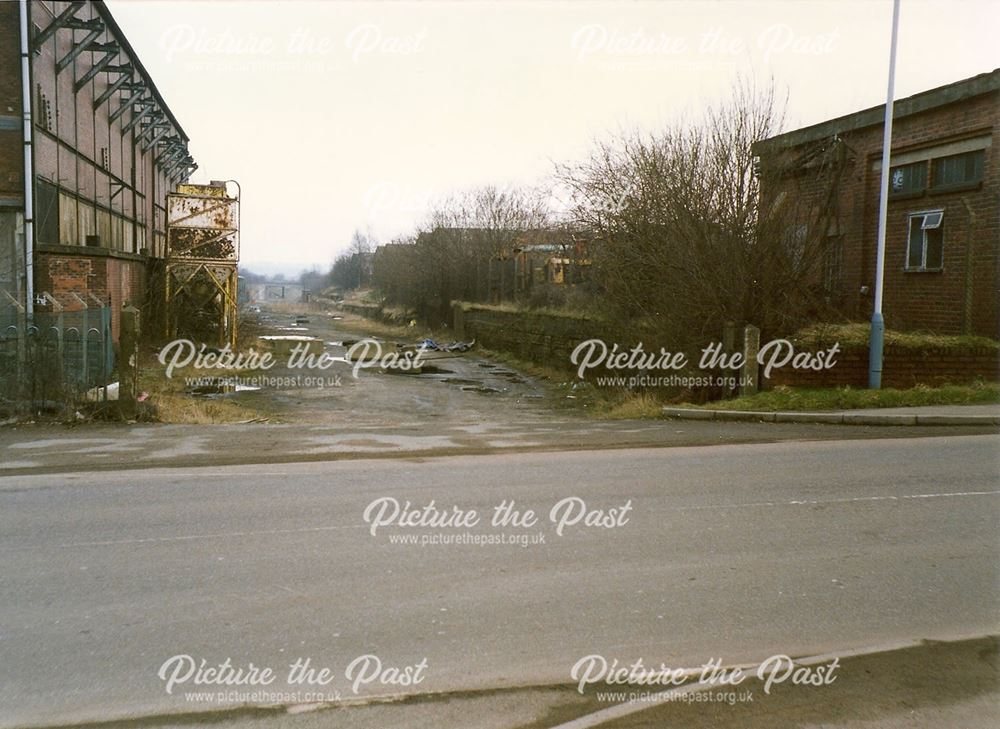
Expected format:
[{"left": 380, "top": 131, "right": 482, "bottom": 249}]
[
  {"left": 759, "top": 82, "right": 999, "bottom": 338},
  {"left": 767, "top": 345, "right": 999, "bottom": 389},
  {"left": 34, "top": 251, "right": 145, "bottom": 341}
]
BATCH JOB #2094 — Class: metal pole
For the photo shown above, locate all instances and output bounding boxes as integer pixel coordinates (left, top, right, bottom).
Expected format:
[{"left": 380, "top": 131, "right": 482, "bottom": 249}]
[
  {"left": 869, "top": 0, "right": 901, "bottom": 389},
  {"left": 19, "top": 0, "right": 34, "bottom": 321}
]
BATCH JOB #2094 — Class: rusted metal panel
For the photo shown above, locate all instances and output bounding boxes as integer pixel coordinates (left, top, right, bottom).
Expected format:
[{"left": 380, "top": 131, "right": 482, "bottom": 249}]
[{"left": 166, "top": 183, "right": 239, "bottom": 262}]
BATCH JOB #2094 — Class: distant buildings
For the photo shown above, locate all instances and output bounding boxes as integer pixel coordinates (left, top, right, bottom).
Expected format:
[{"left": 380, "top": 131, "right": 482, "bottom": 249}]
[{"left": 754, "top": 70, "right": 999, "bottom": 337}]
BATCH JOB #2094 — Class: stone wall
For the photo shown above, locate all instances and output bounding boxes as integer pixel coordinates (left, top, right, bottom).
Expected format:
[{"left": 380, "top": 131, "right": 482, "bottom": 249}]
[{"left": 454, "top": 303, "right": 609, "bottom": 371}]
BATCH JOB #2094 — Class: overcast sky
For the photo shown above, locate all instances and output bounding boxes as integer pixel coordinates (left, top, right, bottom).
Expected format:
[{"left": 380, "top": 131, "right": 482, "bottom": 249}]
[{"left": 106, "top": 0, "right": 999, "bottom": 277}]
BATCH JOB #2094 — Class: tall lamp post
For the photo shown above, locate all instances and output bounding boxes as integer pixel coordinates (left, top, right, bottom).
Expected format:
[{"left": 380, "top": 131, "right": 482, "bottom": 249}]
[{"left": 869, "top": 0, "right": 902, "bottom": 389}]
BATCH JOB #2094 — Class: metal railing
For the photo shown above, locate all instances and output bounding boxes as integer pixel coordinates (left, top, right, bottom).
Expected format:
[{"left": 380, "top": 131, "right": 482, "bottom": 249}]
[{"left": 0, "top": 290, "right": 114, "bottom": 409}]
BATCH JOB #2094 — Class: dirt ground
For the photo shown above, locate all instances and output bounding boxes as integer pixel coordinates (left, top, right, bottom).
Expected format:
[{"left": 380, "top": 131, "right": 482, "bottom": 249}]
[{"left": 183, "top": 304, "right": 583, "bottom": 427}]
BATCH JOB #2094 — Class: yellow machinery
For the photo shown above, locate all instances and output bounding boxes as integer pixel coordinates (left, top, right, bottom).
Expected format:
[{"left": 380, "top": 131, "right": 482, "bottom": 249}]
[{"left": 164, "top": 181, "right": 240, "bottom": 348}]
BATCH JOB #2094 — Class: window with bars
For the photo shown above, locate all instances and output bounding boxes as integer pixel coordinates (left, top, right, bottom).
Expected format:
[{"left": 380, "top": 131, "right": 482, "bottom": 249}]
[
  {"left": 931, "top": 150, "right": 984, "bottom": 190},
  {"left": 890, "top": 161, "right": 927, "bottom": 196}
]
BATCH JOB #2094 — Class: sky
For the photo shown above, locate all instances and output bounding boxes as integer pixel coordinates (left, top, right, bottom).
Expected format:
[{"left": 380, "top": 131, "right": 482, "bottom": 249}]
[{"left": 105, "top": 0, "right": 1000, "bottom": 277}]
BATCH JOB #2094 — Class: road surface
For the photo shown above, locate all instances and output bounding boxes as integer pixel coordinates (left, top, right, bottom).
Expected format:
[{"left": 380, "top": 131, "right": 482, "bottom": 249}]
[{"left": 1, "top": 434, "right": 997, "bottom": 727}]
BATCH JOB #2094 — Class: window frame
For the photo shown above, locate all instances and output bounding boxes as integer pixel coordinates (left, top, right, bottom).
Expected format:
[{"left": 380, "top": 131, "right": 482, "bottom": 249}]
[
  {"left": 930, "top": 149, "right": 985, "bottom": 193},
  {"left": 889, "top": 160, "right": 927, "bottom": 198},
  {"left": 905, "top": 209, "right": 945, "bottom": 273}
]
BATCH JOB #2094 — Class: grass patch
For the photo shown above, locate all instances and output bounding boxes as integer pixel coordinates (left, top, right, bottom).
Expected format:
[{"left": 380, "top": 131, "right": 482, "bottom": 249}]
[
  {"left": 458, "top": 301, "right": 598, "bottom": 321},
  {"left": 601, "top": 392, "right": 667, "bottom": 419},
  {"left": 694, "top": 382, "right": 1000, "bottom": 412},
  {"left": 137, "top": 355, "right": 267, "bottom": 424},
  {"left": 331, "top": 311, "right": 448, "bottom": 343},
  {"left": 796, "top": 323, "right": 999, "bottom": 350}
]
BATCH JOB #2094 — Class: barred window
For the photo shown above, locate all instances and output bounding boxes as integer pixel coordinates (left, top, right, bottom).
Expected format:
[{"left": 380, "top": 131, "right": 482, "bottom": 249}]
[
  {"left": 890, "top": 162, "right": 926, "bottom": 195},
  {"left": 931, "top": 150, "right": 984, "bottom": 189}
]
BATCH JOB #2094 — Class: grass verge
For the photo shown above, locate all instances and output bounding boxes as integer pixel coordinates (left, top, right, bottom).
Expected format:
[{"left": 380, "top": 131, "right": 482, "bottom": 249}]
[
  {"left": 795, "top": 322, "right": 1000, "bottom": 350},
  {"left": 693, "top": 381, "right": 1000, "bottom": 412},
  {"left": 137, "top": 355, "right": 268, "bottom": 424}
]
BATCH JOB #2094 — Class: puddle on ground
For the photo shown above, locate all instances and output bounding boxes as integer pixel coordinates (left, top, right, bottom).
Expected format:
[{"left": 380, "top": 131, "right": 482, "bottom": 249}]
[
  {"left": 460, "top": 385, "right": 502, "bottom": 394},
  {"left": 441, "top": 378, "right": 480, "bottom": 386},
  {"left": 418, "top": 365, "right": 454, "bottom": 375}
]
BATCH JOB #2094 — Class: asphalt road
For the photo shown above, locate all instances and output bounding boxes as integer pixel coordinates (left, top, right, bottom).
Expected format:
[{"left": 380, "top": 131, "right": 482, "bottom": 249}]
[{"left": 1, "top": 434, "right": 998, "bottom": 727}]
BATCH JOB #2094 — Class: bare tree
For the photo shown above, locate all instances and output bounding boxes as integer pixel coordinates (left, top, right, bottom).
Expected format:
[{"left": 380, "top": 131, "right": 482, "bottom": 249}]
[
  {"left": 557, "top": 77, "right": 838, "bottom": 348},
  {"left": 371, "top": 185, "right": 552, "bottom": 323},
  {"left": 330, "top": 228, "right": 377, "bottom": 290}
]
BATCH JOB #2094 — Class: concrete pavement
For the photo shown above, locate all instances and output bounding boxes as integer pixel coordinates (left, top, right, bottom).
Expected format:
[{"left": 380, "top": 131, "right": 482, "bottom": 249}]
[
  {"left": 664, "top": 403, "right": 1000, "bottom": 426},
  {"left": 1, "top": 434, "right": 997, "bottom": 727},
  {"left": 2, "top": 417, "right": 997, "bottom": 476}
]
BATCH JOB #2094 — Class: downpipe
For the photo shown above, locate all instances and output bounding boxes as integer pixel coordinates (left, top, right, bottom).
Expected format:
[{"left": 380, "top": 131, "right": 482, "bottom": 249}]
[{"left": 19, "top": 0, "right": 34, "bottom": 320}]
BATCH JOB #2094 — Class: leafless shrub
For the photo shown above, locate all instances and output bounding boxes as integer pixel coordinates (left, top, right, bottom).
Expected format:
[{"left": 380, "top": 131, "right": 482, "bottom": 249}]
[{"left": 556, "top": 77, "right": 837, "bottom": 348}]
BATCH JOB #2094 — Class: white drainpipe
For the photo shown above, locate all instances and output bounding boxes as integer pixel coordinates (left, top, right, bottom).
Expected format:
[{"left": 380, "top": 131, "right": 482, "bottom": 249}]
[{"left": 19, "top": 0, "right": 34, "bottom": 318}]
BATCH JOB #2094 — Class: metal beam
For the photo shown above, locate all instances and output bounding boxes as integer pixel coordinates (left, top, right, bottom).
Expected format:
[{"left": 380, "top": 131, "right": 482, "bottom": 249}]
[
  {"left": 137, "top": 118, "right": 167, "bottom": 143},
  {"left": 155, "top": 143, "right": 184, "bottom": 167},
  {"left": 63, "top": 17, "right": 103, "bottom": 31},
  {"left": 170, "top": 165, "right": 191, "bottom": 183},
  {"left": 155, "top": 139, "right": 184, "bottom": 161},
  {"left": 93, "top": 72, "right": 131, "bottom": 109},
  {"left": 83, "top": 41, "right": 117, "bottom": 54},
  {"left": 122, "top": 102, "right": 156, "bottom": 133},
  {"left": 158, "top": 149, "right": 186, "bottom": 171},
  {"left": 56, "top": 26, "right": 104, "bottom": 73},
  {"left": 164, "top": 155, "right": 190, "bottom": 177},
  {"left": 109, "top": 87, "right": 145, "bottom": 122},
  {"left": 74, "top": 46, "right": 119, "bottom": 92},
  {"left": 31, "top": 1, "right": 84, "bottom": 50},
  {"left": 142, "top": 125, "right": 171, "bottom": 152}
]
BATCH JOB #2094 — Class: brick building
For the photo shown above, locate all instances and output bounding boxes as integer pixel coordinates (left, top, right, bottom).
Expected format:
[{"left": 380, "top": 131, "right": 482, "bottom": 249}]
[
  {"left": 753, "top": 70, "right": 999, "bottom": 338},
  {"left": 0, "top": 0, "right": 196, "bottom": 340}
]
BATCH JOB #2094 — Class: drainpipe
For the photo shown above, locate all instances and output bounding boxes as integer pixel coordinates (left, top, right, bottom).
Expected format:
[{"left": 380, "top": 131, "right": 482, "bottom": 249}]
[{"left": 19, "top": 0, "right": 34, "bottom": 319}]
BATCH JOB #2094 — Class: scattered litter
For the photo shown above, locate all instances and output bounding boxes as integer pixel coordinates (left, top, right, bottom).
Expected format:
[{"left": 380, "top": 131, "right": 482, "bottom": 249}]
[
  {"left": 186, "top": 380, "right": 261, "bottom": 397},
  {"left": 85, "top": 382, "right": 119, "bottom": 402},
  {"left": 418, "top": 338, "right": 476, "bottom": 353}
]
